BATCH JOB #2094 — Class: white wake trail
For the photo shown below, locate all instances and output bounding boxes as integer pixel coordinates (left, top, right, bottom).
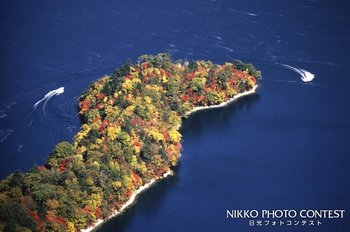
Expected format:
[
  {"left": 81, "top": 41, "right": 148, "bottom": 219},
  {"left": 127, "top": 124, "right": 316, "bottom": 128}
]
[
  {"left": 278, "top": 63, "right": 315, "bottom": 82},
  {"left": 33, "top": 87, "right": 64, "bottom": 113},
  {"left": 299, "top": 69, "right": 315, "bottom": 82}
]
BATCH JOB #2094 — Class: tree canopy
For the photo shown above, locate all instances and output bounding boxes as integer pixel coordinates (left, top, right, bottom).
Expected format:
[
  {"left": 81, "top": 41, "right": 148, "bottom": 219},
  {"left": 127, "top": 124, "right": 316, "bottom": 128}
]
[{"left": 0, "top": 54, "right": 260, "bottom": 231}]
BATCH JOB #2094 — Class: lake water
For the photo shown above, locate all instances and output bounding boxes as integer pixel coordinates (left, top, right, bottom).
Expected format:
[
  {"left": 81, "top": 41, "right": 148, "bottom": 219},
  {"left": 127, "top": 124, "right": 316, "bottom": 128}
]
[{"left": 1, "top": 0, "right": 349, "bottom": 231}]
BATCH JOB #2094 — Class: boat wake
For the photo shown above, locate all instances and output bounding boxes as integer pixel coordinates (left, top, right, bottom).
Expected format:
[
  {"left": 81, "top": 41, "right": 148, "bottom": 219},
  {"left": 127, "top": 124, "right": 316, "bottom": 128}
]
[
  {"left": 33, "top": 87, "right": 64, "bottom": 114},
  {"left": 0, "top": 129, "right": 14, "bottom": 143},
  {"left": 277, "top": 63, "right": 315, "bottom": 82}
]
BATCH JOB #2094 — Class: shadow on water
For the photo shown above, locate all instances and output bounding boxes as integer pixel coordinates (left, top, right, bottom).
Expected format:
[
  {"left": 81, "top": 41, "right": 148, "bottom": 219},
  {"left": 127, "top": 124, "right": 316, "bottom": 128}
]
[
  {"left": 97, "top": 165, "right": 181, "bottom": 232},
  {"left": 181, "top": 93, "right": 260, "bottom": 135}
]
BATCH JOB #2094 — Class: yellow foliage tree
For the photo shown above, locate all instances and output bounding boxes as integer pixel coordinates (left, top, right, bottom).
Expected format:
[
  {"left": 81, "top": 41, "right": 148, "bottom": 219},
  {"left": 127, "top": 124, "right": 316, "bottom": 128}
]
[
  {"left": 148, "top": 128, "right": 164, "bottom": 142},
  {"left": 66, "top": 221, "right": 75, "bottom": 232},
  {"left": 112, "top": 181, "right": 122, "bottom": 191},
  {"left": 121, "top": 79, "right": 133, "bottom": 91},
  {"left": 121, "top": 175, "right": 134, "bottom": 192},
  {"left": 168, "top": 111, "right": 181, "bottom": 126},
  {"left": 74, "top": 124, "right": 91, "bottom": 144},
  {"left": 106, "top": 125, "right": 121, "bottom": 141},
  {"left": 168, "top": 129, "right": 181, "bottom": 143}
]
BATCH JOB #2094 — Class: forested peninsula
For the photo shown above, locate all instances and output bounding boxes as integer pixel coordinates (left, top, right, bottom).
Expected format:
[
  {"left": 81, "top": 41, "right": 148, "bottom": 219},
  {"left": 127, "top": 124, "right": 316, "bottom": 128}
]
[{"left": 0, "top": 54, "right": 261, "bottom": 232}]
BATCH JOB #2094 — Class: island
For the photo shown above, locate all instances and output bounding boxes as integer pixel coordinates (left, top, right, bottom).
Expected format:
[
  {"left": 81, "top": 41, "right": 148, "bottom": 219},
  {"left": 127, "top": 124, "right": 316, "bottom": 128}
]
[{"left": 0, "top": 53, "right": 261, "bottom": 232}]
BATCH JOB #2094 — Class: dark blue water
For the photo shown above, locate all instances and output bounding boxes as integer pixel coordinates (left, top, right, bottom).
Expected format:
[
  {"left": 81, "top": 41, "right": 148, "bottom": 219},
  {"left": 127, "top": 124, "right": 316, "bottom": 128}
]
[{"left": 1, "top": 0, "right": 350, "bottom": 231}]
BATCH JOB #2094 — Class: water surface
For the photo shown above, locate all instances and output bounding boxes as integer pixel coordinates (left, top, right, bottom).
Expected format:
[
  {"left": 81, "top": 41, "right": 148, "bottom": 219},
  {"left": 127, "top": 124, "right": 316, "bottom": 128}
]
[{"left": 1, "top": 0, "right": 349, "bottom": 231}]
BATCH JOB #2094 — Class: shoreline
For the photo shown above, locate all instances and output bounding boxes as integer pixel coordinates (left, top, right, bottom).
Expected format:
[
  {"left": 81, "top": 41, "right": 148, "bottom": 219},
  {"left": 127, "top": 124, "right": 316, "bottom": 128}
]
[
  {"left": 185, "top": 84, "right": 258, "bottom": 117},
  {"left": 81, "top": 170, "right": 173, "bottom": 232},
  {"left": 81, "top": 84, "right": 258, "bottom": 232}
]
